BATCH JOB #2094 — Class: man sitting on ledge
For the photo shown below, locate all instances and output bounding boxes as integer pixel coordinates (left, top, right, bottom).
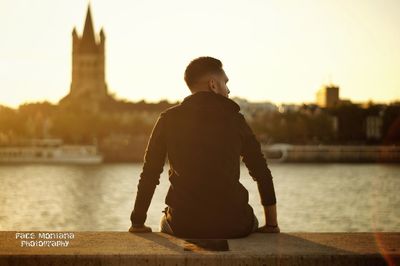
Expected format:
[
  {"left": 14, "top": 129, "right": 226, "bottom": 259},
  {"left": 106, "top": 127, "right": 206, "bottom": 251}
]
[{"left": 129, "top": 57, "right": 279, "bottom": 238}]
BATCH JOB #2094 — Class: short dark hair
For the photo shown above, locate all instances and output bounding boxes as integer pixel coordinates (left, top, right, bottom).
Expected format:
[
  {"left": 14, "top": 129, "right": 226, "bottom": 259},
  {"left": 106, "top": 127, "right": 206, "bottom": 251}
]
[{"left": 184, "top": 57, "right": 223, "bottom": 89}]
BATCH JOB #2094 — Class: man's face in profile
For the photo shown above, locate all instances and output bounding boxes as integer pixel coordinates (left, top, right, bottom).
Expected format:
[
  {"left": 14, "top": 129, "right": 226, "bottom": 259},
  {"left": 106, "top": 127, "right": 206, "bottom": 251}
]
[{"left": 210, "top": 70, "right": 230, "bottom": 98}]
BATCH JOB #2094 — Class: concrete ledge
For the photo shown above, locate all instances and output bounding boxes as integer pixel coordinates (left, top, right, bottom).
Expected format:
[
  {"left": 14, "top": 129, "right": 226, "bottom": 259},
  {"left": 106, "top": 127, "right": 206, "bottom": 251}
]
[{"left": 0, "top": 232, "right": 399, "bottom": 266}]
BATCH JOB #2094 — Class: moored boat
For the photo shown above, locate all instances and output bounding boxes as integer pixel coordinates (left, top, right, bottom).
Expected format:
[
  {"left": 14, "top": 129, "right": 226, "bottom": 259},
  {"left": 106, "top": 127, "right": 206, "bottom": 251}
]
[
  {"left": 0, "top": 138, "right": 103, "bottom": 164},
  {"left": 263, "top": 144, "right": 400, "bottom": 163}
]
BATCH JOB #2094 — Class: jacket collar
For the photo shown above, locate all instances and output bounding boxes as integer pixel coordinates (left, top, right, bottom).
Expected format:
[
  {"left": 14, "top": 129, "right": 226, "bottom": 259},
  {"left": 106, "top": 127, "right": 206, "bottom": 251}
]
[{"left": 182, "top": 91, "right": 240, "bottom": 113}]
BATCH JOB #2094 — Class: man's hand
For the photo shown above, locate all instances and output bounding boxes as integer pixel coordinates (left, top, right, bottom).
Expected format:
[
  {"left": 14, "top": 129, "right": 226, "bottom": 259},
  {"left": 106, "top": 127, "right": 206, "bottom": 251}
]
[
  {"left": 258, "top": 204, "right": 280, "bottom": 233},
  {"left": 257, "top": 224, "right": 280, "bottom": 233},
  {"left": 128, "top": 225, "right": 152, "bottom": 233}
]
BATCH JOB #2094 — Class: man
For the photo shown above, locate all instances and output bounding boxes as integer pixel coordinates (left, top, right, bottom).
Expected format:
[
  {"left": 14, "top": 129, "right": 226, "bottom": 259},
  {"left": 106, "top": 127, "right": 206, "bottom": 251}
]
[{"left": 129, "top": 57, "right": 279, "bottom": 238}]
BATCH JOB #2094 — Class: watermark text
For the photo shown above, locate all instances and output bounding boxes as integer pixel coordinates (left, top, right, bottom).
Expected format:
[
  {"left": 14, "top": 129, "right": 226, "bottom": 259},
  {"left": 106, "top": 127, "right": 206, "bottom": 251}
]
[{"left": 15, "top": 232, "right": 74, "bottom": 248}]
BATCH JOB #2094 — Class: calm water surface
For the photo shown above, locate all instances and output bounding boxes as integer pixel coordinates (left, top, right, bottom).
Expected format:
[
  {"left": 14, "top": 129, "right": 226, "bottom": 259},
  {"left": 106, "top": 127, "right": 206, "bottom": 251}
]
[{"left": 0, "top": 163, "right": 399, "bottom": 232}]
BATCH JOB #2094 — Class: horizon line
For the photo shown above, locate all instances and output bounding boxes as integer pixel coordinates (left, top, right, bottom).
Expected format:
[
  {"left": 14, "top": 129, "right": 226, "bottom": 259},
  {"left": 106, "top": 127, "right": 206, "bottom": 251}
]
[{"left": 1, "top": 95, "right": 399, "bottom": 110}]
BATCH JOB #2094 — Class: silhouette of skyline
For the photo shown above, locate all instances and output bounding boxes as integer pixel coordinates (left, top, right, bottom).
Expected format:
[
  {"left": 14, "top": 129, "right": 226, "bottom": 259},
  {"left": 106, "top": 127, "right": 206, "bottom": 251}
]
[{"left": 0, "top": 0, "right": 399, "bottom": 108}]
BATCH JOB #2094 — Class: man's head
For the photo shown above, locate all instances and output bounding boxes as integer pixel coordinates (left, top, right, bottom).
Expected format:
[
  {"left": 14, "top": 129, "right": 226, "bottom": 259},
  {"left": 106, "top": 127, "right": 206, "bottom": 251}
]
[{"left": 184, "top": 57, "right": 230, "bottom": 98}]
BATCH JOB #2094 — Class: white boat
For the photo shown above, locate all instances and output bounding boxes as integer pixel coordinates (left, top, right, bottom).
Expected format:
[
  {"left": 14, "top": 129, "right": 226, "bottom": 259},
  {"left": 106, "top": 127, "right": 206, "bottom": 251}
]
[
  {"left": 0, "top": 139, "right": 103, "bottom": 164},
  {"left": 263, "top": 144, "right": 400, "bottom": 163}
]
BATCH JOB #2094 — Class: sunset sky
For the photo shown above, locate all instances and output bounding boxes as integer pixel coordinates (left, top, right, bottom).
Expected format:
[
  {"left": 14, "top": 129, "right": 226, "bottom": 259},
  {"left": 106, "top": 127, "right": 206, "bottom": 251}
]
[{"left": 0, "top": 0, "right": 399, "bottom": 108}]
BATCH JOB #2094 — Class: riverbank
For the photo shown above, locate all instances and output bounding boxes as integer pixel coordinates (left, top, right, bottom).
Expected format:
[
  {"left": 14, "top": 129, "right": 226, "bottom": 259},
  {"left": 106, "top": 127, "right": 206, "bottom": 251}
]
[{"left": 0, "top": 232, "right": 398, "bottom": 266}]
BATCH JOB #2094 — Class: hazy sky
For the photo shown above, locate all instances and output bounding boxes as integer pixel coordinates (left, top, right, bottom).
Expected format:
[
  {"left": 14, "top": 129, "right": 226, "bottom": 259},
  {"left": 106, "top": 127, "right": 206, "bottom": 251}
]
[{"left": 0, "top": 0, "right": 399, "bottom": 107}]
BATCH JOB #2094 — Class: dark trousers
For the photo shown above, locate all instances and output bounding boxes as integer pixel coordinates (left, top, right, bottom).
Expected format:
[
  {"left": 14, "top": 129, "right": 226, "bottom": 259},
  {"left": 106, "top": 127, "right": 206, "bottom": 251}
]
[{"left": 159, "top": 207, "right": 259, "bottom": 236}]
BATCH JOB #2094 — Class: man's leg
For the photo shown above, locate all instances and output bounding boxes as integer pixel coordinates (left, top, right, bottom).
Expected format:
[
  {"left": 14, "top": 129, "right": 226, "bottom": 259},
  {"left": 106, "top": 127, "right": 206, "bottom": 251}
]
[
  {"left": 251, "top": 214, "right": 259, "bottom": 232},
  {"left": 160, "top": 207, "right": 174, "bottom": 235}
]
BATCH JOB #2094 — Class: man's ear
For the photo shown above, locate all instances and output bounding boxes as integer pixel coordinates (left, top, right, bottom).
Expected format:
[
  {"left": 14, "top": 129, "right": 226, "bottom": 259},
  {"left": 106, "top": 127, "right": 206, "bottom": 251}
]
[{"left": 208, "top": 79, "right": 217, "bottom": 93}]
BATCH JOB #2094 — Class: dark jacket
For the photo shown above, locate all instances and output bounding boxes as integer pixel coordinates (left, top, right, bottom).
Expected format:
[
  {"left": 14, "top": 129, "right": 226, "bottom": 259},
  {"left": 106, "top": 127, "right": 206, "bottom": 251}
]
[{"left": 131, "top": 91, "right": 276, "bottom": 238}]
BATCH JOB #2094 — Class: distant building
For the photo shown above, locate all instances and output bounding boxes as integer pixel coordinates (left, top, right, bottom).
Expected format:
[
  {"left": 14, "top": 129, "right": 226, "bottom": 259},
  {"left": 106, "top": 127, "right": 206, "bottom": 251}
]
[
  {"left": 232, "top": 97, "right": 277, "bottom": 120},
  {"left": 316, "top": 84, "right": 340, "bottom": 108},
  {"left": 366, "top": 116, "right": 383, "bottom": 140},
  {"left": 60, "top": 5, "right": 109, "bottom": 104},
  {"left": 338, "top": 98, "right": 352, "bottom": 106},
  {"left": 278, "top": 104, "right": 301, "bottom": 113}
]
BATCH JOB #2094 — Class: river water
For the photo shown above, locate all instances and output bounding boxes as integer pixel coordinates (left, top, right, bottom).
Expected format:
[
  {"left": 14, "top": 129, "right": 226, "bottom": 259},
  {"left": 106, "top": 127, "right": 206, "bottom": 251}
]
[{"left": 0, "top": 163, "right": 399, "bottom": 232}]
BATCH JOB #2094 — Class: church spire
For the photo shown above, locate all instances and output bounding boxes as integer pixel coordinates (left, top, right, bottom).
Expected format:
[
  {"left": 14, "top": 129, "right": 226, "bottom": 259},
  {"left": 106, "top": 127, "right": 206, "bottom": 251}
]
[{"left": 81, "top": 4, "right": 97, "bottom": 49}]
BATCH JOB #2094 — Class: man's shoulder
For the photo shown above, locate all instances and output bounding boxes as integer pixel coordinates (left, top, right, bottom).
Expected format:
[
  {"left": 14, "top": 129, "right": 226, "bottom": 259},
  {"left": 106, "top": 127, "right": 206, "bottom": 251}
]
[
  {"left": 159, "top": 102, "right": 184, "bottom": 117},
  {"left": 159, "top": 103, "right": 246, "bottom": 122}
]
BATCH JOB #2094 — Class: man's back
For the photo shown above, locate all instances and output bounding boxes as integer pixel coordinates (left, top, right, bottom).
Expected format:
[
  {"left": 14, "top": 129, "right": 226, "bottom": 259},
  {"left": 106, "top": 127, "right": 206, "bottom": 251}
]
[
  {"left": 131, "top": 91, "right": 276, "bottom": 238},
  {"left": 163, "top": 91, "right": 254, "bottom": 238}
]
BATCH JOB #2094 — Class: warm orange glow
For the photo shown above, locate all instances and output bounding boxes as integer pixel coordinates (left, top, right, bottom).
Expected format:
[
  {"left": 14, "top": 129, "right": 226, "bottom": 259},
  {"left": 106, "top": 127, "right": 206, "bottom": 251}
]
[{"left": 0, "top": 0, "right": 399, "bottom": 108}]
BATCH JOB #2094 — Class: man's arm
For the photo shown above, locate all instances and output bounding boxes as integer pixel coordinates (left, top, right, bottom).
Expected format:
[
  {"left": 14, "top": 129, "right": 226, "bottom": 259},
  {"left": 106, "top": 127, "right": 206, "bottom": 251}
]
[
  {"left": 238, "top": 114, "right": 279, "bottom": 232},
  {"left": 258, "top": 205, "right": 280, "bottom": 233},
  {"left": 129, "top": 112, "right": 167, "bottom": 232}
]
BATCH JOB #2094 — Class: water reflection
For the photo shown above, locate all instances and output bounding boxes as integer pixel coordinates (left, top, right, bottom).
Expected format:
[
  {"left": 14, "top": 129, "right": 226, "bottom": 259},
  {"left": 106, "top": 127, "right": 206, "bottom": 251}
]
[{"left": 0, "top": 163, "right": 399, "bottom": 232}]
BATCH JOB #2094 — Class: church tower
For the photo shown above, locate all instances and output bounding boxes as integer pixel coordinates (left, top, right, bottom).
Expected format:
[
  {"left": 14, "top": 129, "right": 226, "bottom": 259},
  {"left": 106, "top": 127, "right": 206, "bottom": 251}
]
[{"left": 63, "top": 5, "right": 108, "bottom": 102}]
